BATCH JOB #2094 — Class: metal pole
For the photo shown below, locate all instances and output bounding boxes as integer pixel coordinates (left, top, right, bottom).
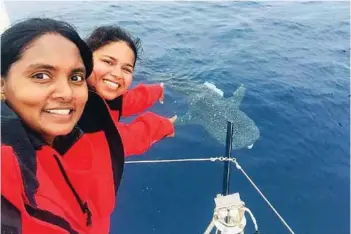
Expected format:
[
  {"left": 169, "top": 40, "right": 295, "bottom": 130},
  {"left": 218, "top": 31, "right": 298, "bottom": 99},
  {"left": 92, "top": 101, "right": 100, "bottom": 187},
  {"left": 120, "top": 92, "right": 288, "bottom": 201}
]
[
  {"left": 218, "top": 121, "right": 234, "bottom": 234},
  {"left": 222, "top": 121, "right": 234, "bottom": 195}
]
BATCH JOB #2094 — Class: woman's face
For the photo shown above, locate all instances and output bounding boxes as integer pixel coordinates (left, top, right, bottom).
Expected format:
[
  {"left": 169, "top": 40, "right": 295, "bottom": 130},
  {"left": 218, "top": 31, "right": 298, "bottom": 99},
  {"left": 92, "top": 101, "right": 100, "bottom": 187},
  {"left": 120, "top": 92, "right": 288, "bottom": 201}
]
[
  {"left": 88, "top": 41, "right": 135, "bottom": 100},
  {"left": 1, "top": 33, "right": 88, "bottom": 145}
]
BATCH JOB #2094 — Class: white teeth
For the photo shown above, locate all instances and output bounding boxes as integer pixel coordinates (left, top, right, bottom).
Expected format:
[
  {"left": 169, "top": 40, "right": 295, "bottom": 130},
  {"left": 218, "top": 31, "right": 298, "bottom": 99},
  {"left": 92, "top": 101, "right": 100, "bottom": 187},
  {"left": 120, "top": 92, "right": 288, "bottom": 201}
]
[
  {"left": 45, "top": 109, "right": 71, "bottom": 115},
  {"left": 103, "top": 80, "right": 119, "bottom": 89}
]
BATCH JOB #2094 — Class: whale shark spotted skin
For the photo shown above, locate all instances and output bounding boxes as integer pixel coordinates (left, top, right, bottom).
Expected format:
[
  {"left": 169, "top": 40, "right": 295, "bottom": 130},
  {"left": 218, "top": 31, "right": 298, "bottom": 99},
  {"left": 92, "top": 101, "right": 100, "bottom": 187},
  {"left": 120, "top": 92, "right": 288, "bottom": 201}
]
[{"left": 174, "top": 82, "right": 260, "bottom": 150}]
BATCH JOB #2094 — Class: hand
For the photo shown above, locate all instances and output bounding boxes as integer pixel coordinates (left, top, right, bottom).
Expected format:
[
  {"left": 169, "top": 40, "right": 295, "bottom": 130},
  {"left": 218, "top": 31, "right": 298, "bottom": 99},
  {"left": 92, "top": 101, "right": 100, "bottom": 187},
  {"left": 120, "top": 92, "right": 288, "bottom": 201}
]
[
  {"left": 159, "top": 82, "right": 164, "bottom": 104},
  {"left": 167, "top": 115, "right": 177, "bottom": 137}
]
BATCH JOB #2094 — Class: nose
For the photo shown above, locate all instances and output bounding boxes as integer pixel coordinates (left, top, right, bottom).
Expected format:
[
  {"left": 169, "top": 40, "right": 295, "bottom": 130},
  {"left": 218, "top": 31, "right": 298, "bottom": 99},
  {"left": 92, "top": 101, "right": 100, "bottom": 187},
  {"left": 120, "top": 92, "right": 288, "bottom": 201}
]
[
  {"left": 52, "top": 78, "right": 73, "bottom": 102},
  {"left": 110, "top": 66, "right": 122, "bottom": 79}
]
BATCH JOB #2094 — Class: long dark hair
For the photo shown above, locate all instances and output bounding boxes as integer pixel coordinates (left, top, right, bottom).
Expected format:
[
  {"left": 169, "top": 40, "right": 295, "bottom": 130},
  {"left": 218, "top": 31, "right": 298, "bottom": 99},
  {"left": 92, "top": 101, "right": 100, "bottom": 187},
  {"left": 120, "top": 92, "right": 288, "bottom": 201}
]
[{"left": 1, "top": 18, "right": 93, "bottom": 78}]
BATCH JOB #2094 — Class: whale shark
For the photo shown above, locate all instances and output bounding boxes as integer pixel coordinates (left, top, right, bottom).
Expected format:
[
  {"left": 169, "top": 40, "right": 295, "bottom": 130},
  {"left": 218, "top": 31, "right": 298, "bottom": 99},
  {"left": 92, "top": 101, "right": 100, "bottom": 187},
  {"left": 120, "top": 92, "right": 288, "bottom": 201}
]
[{"left": 171, "top": 81, "right": 260, "bottom": 150}]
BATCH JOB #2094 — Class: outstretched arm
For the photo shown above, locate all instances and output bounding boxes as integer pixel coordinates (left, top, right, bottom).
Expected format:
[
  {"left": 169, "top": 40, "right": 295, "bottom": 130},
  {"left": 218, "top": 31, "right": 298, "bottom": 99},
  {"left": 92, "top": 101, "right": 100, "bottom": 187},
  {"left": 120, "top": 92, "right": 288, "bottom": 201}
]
[
  {"left": 117, "top": 112, "right": 176, "bottom": 157},
  {"left": 121, "top": 83, "right": 164, "bottom": 117}
]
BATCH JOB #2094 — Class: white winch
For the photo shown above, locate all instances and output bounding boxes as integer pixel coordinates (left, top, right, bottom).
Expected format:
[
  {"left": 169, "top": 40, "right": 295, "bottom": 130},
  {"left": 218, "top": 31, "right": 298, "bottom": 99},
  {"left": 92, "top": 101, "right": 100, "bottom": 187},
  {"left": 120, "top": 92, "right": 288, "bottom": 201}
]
[{"left": 204, "top": 193, "right": 258, "bottom": 234}]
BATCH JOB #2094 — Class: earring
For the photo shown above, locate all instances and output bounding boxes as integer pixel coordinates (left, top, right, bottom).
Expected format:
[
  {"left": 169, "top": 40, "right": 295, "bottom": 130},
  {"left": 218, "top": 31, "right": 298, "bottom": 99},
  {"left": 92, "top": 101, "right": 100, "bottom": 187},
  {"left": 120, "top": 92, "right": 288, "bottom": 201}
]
[{"left": 1, "top": 89, "right": 5, "bottom": 100}]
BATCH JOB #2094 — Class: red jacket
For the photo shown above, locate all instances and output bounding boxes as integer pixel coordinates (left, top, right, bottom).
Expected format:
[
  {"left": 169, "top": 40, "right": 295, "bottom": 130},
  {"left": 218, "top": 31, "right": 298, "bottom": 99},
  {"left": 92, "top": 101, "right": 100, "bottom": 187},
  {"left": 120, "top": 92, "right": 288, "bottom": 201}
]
[
  {"left": 1, "top": 91, "right": 124, "bottom": 234},
  {"left": 106, "top": 83, "right": 174, "bottom": 156}
]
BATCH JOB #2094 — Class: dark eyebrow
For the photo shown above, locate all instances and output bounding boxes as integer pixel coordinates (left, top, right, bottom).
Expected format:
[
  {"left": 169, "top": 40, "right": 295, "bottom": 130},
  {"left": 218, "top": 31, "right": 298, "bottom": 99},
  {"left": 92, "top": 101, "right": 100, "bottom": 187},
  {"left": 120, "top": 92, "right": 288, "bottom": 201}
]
[
  {"left": 28, "top": 63, "right": 57, "bottom": 71},
  {"left": 103, "top": 55, "right": 134, "bottom": 68},
  {"left": 103, "top": 55, "right": 117, "bottom": 62},
  {"left": 28, "top": 63, "right": 86, "bottom": 75},
  {"left": 125, "top": 64, "right": 134, "bottom": 69},
  {"left": 71, "top": 67, "right": 86, "bottom": 75}
]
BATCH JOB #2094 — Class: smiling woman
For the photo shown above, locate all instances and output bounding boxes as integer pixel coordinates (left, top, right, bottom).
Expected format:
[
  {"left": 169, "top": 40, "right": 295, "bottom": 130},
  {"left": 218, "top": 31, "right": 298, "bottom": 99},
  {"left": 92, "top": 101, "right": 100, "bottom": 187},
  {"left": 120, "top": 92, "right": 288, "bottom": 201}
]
[
  {"left": 1, "top": 18, "right": 124, "bottom": 234},
  {"left": 85, "top": 26, "right": 177, "bottom": 156},
  {"left": 2, "top": 33, "right": 88, "bottom": 145}
]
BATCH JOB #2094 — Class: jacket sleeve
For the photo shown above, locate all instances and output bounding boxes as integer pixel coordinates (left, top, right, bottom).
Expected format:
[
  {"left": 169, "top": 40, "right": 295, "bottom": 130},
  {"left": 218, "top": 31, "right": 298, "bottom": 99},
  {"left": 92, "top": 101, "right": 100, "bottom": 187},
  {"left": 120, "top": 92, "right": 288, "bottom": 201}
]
[
  {"left": 121, "top": 83, "right": 163, "bottom": 117},
  {"left": 117, "top": 112, "right": 174, "bottom": 157},
  {"left": 1, "top": 146, "right": 24, "bottom": 233}
]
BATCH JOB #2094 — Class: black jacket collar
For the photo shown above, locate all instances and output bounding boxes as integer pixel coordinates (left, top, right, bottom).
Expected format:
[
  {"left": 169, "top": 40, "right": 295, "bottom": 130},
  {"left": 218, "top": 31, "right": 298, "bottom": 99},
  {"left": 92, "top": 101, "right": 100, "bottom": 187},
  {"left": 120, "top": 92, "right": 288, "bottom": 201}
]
[
  {"left": 1, "top": 101, "right": 39, "bottom": 206},
  {"left": 1, "top": 101, "right": 84, "bottom": 205}
]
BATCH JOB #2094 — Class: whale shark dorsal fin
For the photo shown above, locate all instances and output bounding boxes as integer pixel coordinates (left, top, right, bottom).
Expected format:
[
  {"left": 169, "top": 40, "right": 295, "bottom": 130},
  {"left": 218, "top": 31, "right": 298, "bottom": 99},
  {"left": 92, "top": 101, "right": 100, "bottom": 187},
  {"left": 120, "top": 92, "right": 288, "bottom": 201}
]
[
  {"left": 203, "top": 82, "right": 224, "bottom": 97},
  {"left": 231, "top": 84, "right": 246, "bottom": 107}
]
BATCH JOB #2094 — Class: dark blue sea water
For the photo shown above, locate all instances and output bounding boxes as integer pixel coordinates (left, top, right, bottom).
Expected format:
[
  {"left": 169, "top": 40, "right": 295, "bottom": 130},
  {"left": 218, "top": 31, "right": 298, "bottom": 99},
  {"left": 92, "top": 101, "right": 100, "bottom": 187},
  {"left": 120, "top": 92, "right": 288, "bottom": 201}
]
[{"left": 5, "top": 1, "right": 350, "bottom": 234}]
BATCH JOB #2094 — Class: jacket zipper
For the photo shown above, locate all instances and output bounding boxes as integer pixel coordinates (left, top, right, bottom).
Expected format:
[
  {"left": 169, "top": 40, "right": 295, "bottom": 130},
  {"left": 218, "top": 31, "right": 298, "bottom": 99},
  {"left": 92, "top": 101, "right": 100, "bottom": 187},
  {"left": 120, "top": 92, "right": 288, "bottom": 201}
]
[{"left": 53, "top": 154, "right": 92, "bottom": 226}]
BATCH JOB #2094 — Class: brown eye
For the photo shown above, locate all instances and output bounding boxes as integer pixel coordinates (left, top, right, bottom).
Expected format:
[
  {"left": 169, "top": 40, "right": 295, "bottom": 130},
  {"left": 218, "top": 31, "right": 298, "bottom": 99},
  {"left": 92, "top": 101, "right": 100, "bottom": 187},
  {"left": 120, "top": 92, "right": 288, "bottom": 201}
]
[
  {"left": 71, "top": 75, "right": 84, "bottom": 82},
  {"left": 123, "top": 68, "right": 133, "bottom": 74},
  {"left": 32, "top": 73, "right": 50, "bottom": 80},
  {"left": 103, "top": 60, "right": 113, "bottom": 65}
]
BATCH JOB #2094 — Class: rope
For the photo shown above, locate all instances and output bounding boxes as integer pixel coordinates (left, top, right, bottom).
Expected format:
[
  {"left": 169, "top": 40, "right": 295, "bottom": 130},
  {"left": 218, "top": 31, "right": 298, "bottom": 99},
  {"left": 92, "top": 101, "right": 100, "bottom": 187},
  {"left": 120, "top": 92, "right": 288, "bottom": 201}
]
[
  {"left": 125, "top": 157, "right": 218, "bottom": 164},
  {"left": 125, "top": 156, "right": 296, "bottom": 234},
  {"left": 229, "top": 158, "right": 295, "bottom": 234},
  {"left": 204, "top": 220, "right": 216, "bottom": 234},
  {"left": 243, "top": 207, "right": 258, "bottom": 232}
]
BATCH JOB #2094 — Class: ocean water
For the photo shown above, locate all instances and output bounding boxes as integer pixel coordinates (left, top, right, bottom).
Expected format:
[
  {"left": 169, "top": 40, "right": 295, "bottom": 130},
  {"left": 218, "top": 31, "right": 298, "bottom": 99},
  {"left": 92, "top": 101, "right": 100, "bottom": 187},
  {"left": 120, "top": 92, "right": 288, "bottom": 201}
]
[{"left": 5, "top": 1, "right": 350, "bottom": 234}]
